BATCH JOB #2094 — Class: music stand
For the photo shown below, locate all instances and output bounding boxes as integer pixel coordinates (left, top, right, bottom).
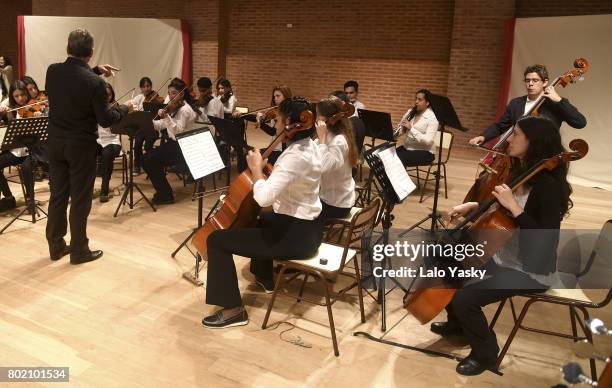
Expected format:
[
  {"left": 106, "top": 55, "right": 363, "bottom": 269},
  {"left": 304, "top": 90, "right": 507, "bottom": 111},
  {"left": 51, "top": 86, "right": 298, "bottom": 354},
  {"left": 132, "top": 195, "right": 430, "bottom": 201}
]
[
  {"left": 208, "top": 115, "right": 246, "bottom": 186},
  {"left": 0, "top": 117, "right": 49, "bottom": 234},
  {"left": 358, "top": 109, "right": 396, "bottom": 147},
  {"left": 170, "top": 128, "right": 225, "bottom": 285},
  {"left": 142, "top": 102, "right": 166, "bottom": 113},
  {"left": 400, "top": 94, "right": 466, "bottom": 236},
  {"left": 110, "top": 111, "right": 157, "bottom": 217}
]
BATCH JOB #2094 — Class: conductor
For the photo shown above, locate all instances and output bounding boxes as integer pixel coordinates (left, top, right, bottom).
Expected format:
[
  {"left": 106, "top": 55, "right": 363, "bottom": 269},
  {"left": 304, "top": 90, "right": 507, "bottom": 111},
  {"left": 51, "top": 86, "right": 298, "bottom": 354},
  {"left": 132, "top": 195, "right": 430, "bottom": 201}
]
[{"left": 45, "top": 28, "right": 133, "bottom": 264}]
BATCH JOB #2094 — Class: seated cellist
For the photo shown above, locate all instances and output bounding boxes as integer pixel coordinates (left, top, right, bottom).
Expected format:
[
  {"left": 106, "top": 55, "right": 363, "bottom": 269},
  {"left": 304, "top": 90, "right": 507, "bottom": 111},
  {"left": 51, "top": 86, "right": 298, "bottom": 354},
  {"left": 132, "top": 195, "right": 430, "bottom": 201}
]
[{"left": 432, "top": 116, "right": 572, "bottom": 375}]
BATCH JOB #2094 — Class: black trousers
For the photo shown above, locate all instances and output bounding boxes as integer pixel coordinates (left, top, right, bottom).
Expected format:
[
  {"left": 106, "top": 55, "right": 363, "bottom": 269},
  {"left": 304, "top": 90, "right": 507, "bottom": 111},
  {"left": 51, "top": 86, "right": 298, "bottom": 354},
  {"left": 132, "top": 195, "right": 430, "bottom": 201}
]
[
  {"left": 96, "top": 144, "right": 121, "bottom": 195},
  {"left": 0, "top": 151, "right": 25, "bottom": 198},
  {"left": 134, "top": 132, "right": 158, "bottom": 168},
  {"left": 45, "top": 138, "right": 98, "bottom": 257},
  {"left": 446, "top": 264, "right": 547, "bottom": 361},
  {"left": 396, "top": 146, "right": 434, "bottom": 167},
  {"left": 206, "top": 211, "right": 324, "bottom": 308},
  {"left": 320, "top": 200, "right": 351, "bottom": 219},
  {"left": 142, "top": 139, "right": 184, "bottom": 200}
]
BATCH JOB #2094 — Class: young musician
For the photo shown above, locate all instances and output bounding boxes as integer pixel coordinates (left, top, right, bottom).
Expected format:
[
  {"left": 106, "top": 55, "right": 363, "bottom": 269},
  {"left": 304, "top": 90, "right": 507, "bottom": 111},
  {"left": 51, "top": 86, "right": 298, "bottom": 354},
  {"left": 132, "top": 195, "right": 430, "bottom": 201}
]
[
  {"left": 469, "top": 64, "right": 586, "bottom": 146},
  {"left": 142, "top": 77, "right": 197, "bottom": 204},
  {"left": 395, "top": 89, "right": 439, "bottom": 167},
  {"left": 255, "top": 85, "right": 292, "bottom": 166},
  {"left": 0, "top": 56, "right": 15, "bottom": 92},
  {"left": 132, "top": 77, "right": 161, "bottom": 175},
  {"left": 315, "top": 96, "right": 358, "bottom": 218},
  {"left": 432, "top": 116, "right": 571, "bottom": 375},
  {"left": 96, "top": 82, "right": 122, "bottom": 202},
  {"left": 216, "top": 78, "right": 237, "bottom": 119},
  {"left": 195, "top": 77, "right": 223, "bottom": 122},
  {"left": 343, "top": 80, "right": 365, "bottom": 117},
  {"left": 0, "top": 81, "right": 31, "bottom": 211},
  {"left": 202, "top": 97, "right": 323, "bottom": 328}
]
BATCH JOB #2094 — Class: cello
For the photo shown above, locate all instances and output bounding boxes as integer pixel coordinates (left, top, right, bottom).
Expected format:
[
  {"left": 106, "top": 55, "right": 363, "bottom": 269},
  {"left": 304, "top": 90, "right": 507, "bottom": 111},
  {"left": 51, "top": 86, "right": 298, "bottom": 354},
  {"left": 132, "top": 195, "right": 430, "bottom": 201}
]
[
  {"left": 464, "top": 58, "right": 589, "bottom": 204},
  {"left": 191, "top": 108, "right": 315, "bottom": 258},
  {"left": 404, "top": 138, "right": 588, "bottom": 324}
]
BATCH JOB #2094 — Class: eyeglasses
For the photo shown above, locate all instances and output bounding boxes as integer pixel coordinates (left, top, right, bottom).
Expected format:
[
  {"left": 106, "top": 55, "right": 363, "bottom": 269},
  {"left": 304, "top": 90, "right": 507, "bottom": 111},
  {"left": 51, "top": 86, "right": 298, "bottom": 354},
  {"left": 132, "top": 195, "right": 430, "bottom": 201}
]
[{"left": 524, "top": 78, "right": 542, "bottom": 84}]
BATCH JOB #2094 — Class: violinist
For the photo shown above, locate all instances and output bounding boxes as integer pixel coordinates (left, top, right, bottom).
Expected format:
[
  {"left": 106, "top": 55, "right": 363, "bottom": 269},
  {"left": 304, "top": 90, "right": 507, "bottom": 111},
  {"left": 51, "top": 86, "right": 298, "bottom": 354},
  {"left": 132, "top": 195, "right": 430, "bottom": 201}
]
[
  {"left": 195, "top": 77, "right": 223, "bottom": 123},
  {"left": 343, "top": 80, "right": 365, "bottom": 117},
  {"left": 21, "top": 76, "right": 49, "bottom": 117},
  {"left": 395, "top": 89, "right": 438, "bottom": 167},
  {"left": 0, "top": 81, "right": 35, "bottom": 212},
  {"left": 96, "top": 82, "right": 122, "bottom": 203},
  {"left": 132, "top": 77, "right": 161, "bottom": 174},
  {"left": 255, "top": 85, "right": 292, "bottom": 166},
  {"left": 202, "top": 97, "right": 323, "bottom": 328},
  {"left": 431, "top": 116, "right": 571, "bottom": 376},
  {"left": 469, "top": 64, "right": 586, "bottom": 146},
  {"left": 216, "top": 78, "right": 237, "bottom": 119},
  {"left": 315, "top": 96, "right": 358, "bottom": 219},
  {"left": 141, "top": 77, "right": 197, "bottom": 205}
]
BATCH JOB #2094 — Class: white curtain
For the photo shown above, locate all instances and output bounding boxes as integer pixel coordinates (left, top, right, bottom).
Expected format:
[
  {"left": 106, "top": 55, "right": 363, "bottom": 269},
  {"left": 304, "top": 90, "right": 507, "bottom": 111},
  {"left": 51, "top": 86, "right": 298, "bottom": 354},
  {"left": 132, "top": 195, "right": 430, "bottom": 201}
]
[
  {"left": 509, "top": 14, "right": 612, "bottom": 191},
  {"left": 24, "top": 16, "right": 184, "bottom": 103}
]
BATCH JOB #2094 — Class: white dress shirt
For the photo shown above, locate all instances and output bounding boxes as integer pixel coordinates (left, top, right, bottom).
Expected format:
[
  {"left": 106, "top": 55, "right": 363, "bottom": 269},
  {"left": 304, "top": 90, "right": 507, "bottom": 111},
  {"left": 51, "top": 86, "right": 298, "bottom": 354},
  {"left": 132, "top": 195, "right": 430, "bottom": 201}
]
[
  {"left": 97, "top": 124, "right": 121, "bottom": 148},
  {"left": 1, "top": 99, "right": 27, "bottom": 157},
  {"left": 317, "top": 133, "right": 355, "bottom": 208},
  {"left": 198, "top": 97, "right": 224, "bottom": 123},
  {"left": 153, "top": 103, "right": 197, "bottom": 141},
  {"left": 351, "top": 100, "right": 366, "bottom": 117},
  {"left": 400, "top": 107, "right": 439, "bottom": 153},
  {"left": 218, "top": 94, "right": 237, "bottom": 115},
  {"left": 253, "top": 137, "right": 322, "bottom": 220},
  {"left": 132, "top": 93, "right": 145, "bottom": 111}
]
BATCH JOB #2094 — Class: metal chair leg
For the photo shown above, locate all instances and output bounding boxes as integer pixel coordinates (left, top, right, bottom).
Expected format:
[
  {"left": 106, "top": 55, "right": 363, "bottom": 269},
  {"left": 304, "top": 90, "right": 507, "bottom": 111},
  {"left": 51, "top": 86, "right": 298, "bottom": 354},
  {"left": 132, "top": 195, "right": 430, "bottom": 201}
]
[
  {"left": 322, "top": 278, "right": 339, "bottom": 356},
  {"left": 419, "top": 165, "right": 433, "bottom": 203},
  {"left": 443, "top": 164, "right": 448, "bottom": 198},
  {"left": 569, "top": 306, "right": 578, "bottom": 341},
  {"left": 489, "top": 298, "right": 507, "bottom": 330},
  {"left": 578, "top": 306, "right": 598, "bottom": 380},
  {"left": 297, "top": 274, "right": 309, "bottom": 303},
  {"left": 353, "top": 256, "right": 366, "bottom": 323},
  {"left": 262, "top": 266, "right": 288, "bottom": 329},
  {"left": 496, "top": 299, "right": 536, "bottom": 369}
]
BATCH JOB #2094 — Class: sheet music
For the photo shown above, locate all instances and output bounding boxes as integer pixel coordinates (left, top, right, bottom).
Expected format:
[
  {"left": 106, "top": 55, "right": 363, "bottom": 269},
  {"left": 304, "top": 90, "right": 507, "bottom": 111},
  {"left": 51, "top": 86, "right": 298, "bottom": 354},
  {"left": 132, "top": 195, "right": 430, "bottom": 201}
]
[
  {"left": 377, "top": 146, "right": 416, "bottom": 201},
  {"left": 177, "top": 130, "right": 225, "bottom": 180},
  {"left": 0, "top": 126, "right": 6, "bottom": 148}
]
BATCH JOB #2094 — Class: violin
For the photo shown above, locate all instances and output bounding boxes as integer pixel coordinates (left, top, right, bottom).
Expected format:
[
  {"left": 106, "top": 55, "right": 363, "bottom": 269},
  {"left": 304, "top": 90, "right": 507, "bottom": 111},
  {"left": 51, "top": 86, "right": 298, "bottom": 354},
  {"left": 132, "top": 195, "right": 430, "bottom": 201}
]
[
  {"left": 254, "top": 106, "right": 278, "bottom": 128},
  {"left": 326, "top": 101, "right": 355, "bottom": 125},
  {"left": 403, "top": 139, "right": 589, "bottom": 324},
  {"left": 195, "top": 93, "right": 214, "bottom": 108},
  {"left": 220, "top": 90, "right": 233, "bottom": 104},
  {"left": 144, "top": 91, "right": 164, "bottom": 104},
  {"left": 191, "top": 109, "right": 315, "bottom": 258},
  {"left": 18, "top": 91, "right": 49, "bottom": 118},
  {"left": 464, "top": 58, "right": 589, "bottom": 204},
  {"left": 154, "top": 87, "right": 187, "bottom": 120}
]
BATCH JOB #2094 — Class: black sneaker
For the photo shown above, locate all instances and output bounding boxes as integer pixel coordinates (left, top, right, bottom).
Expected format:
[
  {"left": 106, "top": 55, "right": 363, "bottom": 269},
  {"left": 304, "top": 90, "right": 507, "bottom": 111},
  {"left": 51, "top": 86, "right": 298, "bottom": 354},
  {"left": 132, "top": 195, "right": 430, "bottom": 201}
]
[
  {"left": 255, "top": 277, "right": 275, "bottom": 294},
  {"left": 0, "top": 196, "right": 16, "bottom": 212},
  {"left": 202, "top": 309, "right": 249, "bottom": 329},
  {"left": 430, "top": 321, "right": 463, "bottom": 336}
]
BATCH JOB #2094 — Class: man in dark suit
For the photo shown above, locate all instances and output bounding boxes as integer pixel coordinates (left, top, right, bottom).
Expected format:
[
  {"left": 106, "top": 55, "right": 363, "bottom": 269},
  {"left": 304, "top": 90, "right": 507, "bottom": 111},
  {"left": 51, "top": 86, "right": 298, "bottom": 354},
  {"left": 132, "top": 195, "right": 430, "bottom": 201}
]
[
  {"left": 469, "top": 64, "right": 586, "bottom": 146},
  {"left": 45, "top": 28, "right": 133, "bottom": 264}
]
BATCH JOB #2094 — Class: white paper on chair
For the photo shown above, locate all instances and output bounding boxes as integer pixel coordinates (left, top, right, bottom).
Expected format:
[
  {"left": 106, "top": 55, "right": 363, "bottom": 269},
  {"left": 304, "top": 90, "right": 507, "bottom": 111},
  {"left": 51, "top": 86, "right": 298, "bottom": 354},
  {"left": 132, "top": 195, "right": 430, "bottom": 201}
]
[
  {"left": 0, "top": 126, "right": 6, "bottom": 147},
  {"left": 177, "top": 130, "right": 225, "bottom": 180},
  {"left": 377, "top": 146, "right": 416, "bottom": 201}
]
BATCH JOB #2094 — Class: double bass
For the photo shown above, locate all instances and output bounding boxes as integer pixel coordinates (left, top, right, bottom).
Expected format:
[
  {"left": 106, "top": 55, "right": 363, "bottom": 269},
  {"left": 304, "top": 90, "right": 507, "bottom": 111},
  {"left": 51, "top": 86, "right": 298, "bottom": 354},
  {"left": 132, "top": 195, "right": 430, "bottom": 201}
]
[
  {"left": 191, "top": 108, "right": 315, "bottom": 258},
  {"left": 404, "top": 139, "right": 588, "bottom": 324},
  {"left": 465, "top": 58, "right": 589, "bottom": 204}
]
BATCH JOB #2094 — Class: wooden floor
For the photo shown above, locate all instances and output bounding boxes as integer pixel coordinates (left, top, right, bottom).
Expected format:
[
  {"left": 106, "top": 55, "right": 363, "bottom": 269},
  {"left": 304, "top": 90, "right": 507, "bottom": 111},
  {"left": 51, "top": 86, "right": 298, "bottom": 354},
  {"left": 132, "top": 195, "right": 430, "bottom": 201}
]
[{"left": 1, "top": 127, "right": 611, "bottom": 387}]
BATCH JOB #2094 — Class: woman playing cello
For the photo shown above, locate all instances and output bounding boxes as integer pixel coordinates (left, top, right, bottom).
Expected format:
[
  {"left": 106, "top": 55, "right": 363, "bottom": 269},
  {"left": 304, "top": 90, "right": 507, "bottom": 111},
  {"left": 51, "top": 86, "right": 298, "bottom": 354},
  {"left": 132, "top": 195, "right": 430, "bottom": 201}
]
[{"left": 429, "top": 116, "right": 574, "bottom": 375}]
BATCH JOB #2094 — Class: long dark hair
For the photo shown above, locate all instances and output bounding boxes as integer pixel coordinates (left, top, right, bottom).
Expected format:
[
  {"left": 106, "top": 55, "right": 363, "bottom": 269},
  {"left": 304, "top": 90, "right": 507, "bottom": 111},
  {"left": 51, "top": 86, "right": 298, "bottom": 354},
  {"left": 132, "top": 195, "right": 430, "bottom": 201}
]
[
  {"left": 271, "top": 85, "right": 292, "bottom": 106},
  {"left": 168, "top": 77, "right": 197, "bottom": 113},
  {"left": 8, "top": 80, "right": 28, "bottom": 108},
  {"left": 278, "top": 96, "right": 315, "bottom": 142},
  {"left": 317, "top": 96, "right": 359, "bottom": 166},
  {"left": 512, "top": 116, "right": 573, "bottom": 218}
]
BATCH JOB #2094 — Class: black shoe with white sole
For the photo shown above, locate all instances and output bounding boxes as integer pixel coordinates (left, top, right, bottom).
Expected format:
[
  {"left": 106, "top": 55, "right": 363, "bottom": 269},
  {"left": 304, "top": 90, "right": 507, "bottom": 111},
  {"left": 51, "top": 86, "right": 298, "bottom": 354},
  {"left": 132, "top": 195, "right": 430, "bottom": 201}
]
[
  {"left": 255, "top": 277, "right": 275, "bottom": 294},
  {"left": 202, "top": 309, "right": 249, "bottom": 329}
]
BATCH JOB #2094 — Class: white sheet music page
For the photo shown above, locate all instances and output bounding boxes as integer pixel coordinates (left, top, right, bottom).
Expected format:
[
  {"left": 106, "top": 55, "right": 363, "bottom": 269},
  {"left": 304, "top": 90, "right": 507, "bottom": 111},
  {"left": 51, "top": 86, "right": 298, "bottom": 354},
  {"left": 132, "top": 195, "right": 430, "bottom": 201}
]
[
  {"left": 178, "top": 130, "right": 225, "bottom": 180},
  {"left": 0, "top": 126, "right": 6, "bottom": 147},
  {"left": 377, "top": 146, "right": 416, "bottom": 201}
]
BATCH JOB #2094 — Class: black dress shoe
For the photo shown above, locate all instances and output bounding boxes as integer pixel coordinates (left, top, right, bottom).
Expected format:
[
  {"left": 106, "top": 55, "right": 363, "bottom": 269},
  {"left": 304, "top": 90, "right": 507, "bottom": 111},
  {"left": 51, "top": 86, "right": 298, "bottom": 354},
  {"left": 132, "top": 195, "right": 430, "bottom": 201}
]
[
  {"left": 152, "top": 194, "right": 174, "bottom": 205},
  {"left": 255, "top": 277, "right": 275, "bottom": 294},
  {"left": 70, "top": 250, "right": 103, "bottom": 265},
  {"left": 202, "top": 309, "right": 249, "bottom": 329},
  {"left": 430, "top": 321, "right": 463, "bottom": 336},
  {"left": 99, "top": 194, "right": 109, "bottom": 203},
  {"left": 456, "top": 355, "right": 496, "bottom": 376},
  {"left": 0, "top": 196, "right": 16, "bottom": 212},
  {"left": 50, "top": 245, "right": 71, "bottom": 261}
]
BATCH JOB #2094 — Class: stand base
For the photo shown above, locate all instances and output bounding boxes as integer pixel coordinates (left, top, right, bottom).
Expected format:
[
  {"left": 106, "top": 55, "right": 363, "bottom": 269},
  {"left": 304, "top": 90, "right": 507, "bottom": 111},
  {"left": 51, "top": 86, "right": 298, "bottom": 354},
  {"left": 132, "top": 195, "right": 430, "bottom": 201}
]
[
  {"left": 182, "top": 266, "right": 204, "bottom": 286},
  {"left": 0, "top": 202, "right": 47, "bottom": 234},
  {"left": 114, "top": 181, "right": 156, "bottom": 217}
]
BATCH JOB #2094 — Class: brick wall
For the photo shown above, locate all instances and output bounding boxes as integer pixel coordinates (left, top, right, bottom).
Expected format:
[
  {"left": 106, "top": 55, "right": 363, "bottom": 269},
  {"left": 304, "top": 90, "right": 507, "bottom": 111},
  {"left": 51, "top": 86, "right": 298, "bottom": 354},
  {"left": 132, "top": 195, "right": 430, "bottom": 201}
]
[{"left": 3, "top": 0, "right": 609, "bottom": 148}]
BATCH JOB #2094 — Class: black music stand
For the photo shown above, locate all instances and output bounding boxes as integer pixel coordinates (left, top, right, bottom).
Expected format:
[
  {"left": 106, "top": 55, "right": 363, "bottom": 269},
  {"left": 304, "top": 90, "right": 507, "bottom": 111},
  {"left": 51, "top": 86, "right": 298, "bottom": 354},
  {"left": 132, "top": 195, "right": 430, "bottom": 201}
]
[
  {"left": 357, "top": 142, "right": 411, "bottom": 331},
  {"left": 208, "top": 115, "right": 246, "bottom": 186},
  {"left": 400, "top": 94, "right": 466, "bottom": 236},
  {"left": 170, "top": 128, "right": 225, "bottom": 286},
  {"left": 110, "top": 111, "right": 157, "bottom": 217},
  {"left": 142, "top": 102, "right": 166, "bottom": 113},
  {"left": 358, "top": 109, "right": 396, "bottom": 147},
  {"left": 0, "top": 117, "right": 49, "bottom": 234}
]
